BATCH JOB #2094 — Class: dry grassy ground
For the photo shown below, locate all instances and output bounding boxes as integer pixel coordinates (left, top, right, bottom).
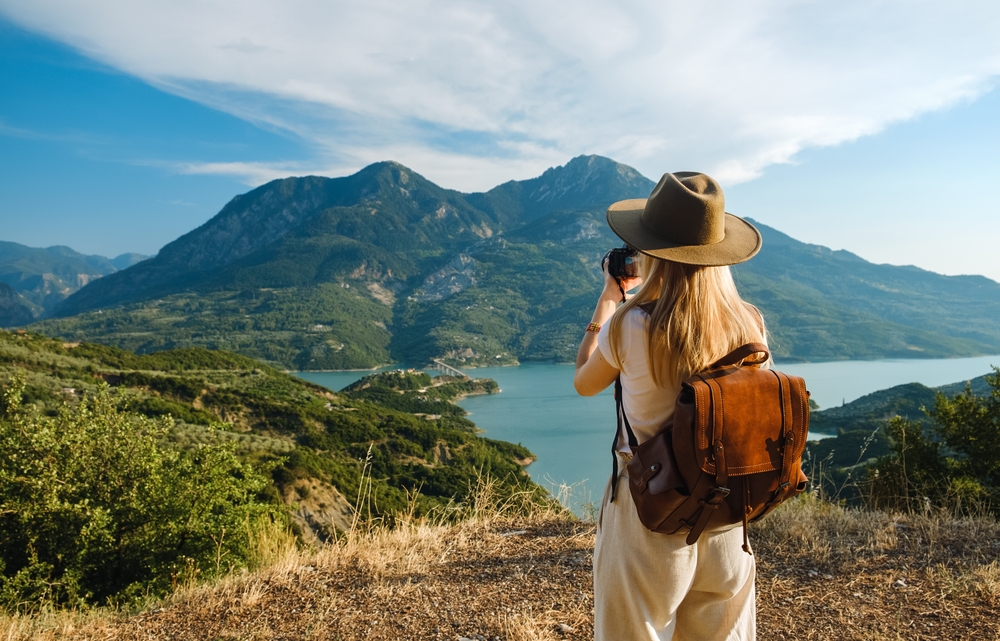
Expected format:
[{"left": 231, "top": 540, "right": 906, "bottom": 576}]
[{"left": 3, "top": 495, "right": 999, "bottom": 641}]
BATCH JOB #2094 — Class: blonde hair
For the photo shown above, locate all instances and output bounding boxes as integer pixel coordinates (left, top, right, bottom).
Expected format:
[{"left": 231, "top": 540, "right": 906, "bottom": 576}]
[{"left": 608, "top": 253, "right": 769, "bottom": 387}]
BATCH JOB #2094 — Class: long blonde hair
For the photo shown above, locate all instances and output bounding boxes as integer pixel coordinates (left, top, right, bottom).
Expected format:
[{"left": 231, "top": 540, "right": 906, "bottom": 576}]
[{"left": 608, "top": 253, "right": 768, "bottom": 387}]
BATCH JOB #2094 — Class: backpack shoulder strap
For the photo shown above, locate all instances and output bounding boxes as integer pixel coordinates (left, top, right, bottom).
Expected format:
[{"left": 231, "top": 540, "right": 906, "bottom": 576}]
[
  {"left": 609, "top": 376, "right": 639, "bottom": 503},
  {"left": 709, "top": 343, "right": 770, "bottom": 369}
]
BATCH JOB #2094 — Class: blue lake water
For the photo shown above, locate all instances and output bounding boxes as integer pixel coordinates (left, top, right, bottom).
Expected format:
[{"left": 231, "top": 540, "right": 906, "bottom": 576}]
[{"left": 296, "top": 354, "right": 999, "bottom": 513}]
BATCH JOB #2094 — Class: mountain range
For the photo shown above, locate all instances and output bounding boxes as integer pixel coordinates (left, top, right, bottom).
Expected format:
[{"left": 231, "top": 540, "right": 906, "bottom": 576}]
[
  {"left": 19, "top": 155, "right": 1000, "bottom": 369},
  {"left": 0, "top": 241, "right": 147, "bottom": 318}
]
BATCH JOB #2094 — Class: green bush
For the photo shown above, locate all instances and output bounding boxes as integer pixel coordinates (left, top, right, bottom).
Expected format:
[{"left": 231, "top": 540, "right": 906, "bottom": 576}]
[
  {"left": 865, "top": 368, "right": 1000, "bottom": 515},
  {"left": 930, "top": 369, "right": 1000, "bottom": 488},
  {"left": 0, "top": 375, "right": 281, "bottom": 611}
]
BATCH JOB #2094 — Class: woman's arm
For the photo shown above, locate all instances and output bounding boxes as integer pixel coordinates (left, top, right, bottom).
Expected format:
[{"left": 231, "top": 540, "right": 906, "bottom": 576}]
[{"left": 574, "top": 263, "right": 641, "bottom": 396}]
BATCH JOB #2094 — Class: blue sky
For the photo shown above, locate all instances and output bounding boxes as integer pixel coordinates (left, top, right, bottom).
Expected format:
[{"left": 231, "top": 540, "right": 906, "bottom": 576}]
[
  {"left": 0, "top": 20, "right": 301, "bottom": 256},
  {"left": 1, "top": 2, "right": 999, "bottom": 281}
]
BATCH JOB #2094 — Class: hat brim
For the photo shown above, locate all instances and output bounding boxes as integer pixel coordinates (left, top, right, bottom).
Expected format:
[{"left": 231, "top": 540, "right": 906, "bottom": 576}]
[{"left": 606, "top": 198, "right": 762, "bottom": 266}]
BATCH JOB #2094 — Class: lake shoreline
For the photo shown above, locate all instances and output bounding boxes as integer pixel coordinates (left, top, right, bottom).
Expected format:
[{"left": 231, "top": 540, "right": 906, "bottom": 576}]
[
  {"left": 298, "top": 355, "right": 1000, "bottom": 514},
  {"left": 294, "top": 351, "right": 1000, "bottom": 375}
]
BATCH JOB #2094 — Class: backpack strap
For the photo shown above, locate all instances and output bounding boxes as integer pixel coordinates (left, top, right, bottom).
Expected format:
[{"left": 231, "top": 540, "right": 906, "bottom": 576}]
[
  {"left": 775, "top": 370, "right": 795, "bottom": 490},
  {"left": 742, "top": 481, "right": 752, "bottom": 555},
  {"left": 709, "top": 343, "right": 770, "bottom": 369},
  {"left": 609, "top": 376, "right": 639, "bottom": 503}
]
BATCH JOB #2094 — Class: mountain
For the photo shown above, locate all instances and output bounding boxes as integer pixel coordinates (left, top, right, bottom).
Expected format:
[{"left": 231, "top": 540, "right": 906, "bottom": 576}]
[
  {"left": 467, "top": 155, "right": 655, "bottom": 221},
  {"left": 30, "top": 155, "right": 1000, "bottom": 369},
  {"left": 54, "top": 156, "right": 650, "bottom": 317},
  {"left": 109, "top": 252, "right": 147, "bottom": 270},
  {"left": 734, "top": 224, "right": 1000, "bottom": 360},
  {"left": 810, "top": 375, "right": 991, "bottom": 437},
  {"left": 0, "top": 283, "right": 34, "bottom": 327},
  {"left": 0, "top": 241, "right": 148, "bottom": 317}
]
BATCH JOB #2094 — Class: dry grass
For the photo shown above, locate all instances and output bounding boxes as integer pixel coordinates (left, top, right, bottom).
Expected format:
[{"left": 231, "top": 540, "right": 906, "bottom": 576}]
[
  {"left": 753, "top": 493, "right": 1000, "bottom": 640},
  {"left": 3, "top": 490, "right": 999, "bottom": 640}
]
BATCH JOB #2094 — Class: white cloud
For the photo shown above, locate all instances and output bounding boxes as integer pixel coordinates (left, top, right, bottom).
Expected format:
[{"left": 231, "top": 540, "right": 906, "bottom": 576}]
[
  {"left": 172, "top": 161, "right": 316, "bottom": 186},
  {"left": 2, "top": 0, "right": 1000, "bottom": 191}
]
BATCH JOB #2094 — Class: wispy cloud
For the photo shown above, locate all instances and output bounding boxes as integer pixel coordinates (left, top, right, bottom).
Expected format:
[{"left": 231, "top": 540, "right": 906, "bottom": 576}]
[
  {"left": 2, "top": 0, "right": 999, "bottom": 190},
  {"left": 0, "top": 119, "right": 114, "bottom": 145},
  {"left": 172, "top": 161, "right": 316, "bottom": 186}
]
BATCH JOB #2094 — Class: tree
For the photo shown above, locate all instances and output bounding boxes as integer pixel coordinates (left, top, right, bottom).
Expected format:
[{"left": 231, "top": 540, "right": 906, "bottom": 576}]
[
  {"left": 0, "top": 374, "right": 282, "bottom": 610},
  {"left": 864, "top": 416, "right": 948, "bottom": 511},
  {"left": 866, "top": 368, "right": 1000, "bottom": 514},
  {"left": 929, "top": 369, "right": 1000, "bottom": 490}
]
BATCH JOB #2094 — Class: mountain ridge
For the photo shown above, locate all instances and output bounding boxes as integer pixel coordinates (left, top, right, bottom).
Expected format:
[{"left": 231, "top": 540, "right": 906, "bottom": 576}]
[
  {"left": 54, "top": 156, "right": 652, "bottom": 317},
  {"left": 0, "top": 241, "right": 148, "bottom": 321},
  {"left": 26, "top": 155, "right": 1000, "bottom": 368},
  {"left": 734, "top": 221, "right": 1000, "bottom": 360}
]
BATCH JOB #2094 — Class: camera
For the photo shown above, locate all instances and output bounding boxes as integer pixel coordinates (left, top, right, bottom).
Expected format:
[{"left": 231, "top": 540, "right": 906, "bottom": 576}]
[{"left": 603, "top": 245, "right": 639, "bottom": 280}]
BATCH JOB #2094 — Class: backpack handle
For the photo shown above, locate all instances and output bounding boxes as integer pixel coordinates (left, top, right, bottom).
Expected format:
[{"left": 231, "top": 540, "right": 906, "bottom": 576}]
[{"left": 710, "top": 343, "right": 770, "bottom": 369}]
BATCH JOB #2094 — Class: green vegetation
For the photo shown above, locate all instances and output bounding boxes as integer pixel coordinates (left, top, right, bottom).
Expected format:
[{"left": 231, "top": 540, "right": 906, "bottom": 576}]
[
  {"left": 32, "top": 284, "right": 393, "bottom": 370},
  {"left": 865, "top": 369, "right": 1000, "bottom": 514},
  {"left": 734, "top": 222, "right": 1000, "bottom": 361},
  {"left": 341, "top": 370, "right": 501, "bottom": 416},
  {"left": 0, "top": 328, "right": 543, "bottom": 586},
  {"left": 803, "top": 371, "right": 1000, "bottom": 515},
  {"left": 0, "top": 375, "right": 278, "bottom": 609}
]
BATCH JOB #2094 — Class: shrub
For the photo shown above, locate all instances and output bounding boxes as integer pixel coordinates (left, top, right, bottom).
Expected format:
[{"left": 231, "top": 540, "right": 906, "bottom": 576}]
[
  {"left": 865, "top": 368, "right": 1000, "bottom": 515},
  {"left": 0, "top": 374, "right": 282, "bottom": 611}
]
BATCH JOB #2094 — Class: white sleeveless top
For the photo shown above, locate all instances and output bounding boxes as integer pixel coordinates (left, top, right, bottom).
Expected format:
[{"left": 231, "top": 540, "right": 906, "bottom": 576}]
[{"left": 597, "top": 307, "right": 681, "bottom": 454}]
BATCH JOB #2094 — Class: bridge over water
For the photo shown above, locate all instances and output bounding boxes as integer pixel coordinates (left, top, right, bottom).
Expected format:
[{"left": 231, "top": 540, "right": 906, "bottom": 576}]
[{"left": 430, "top": 359, "right": 471, "bottom": 380}]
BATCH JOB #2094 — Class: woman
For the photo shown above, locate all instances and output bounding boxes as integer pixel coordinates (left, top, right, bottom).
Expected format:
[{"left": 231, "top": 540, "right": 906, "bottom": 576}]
[{"left": 574, "top": 171, "right": 767, "bottom": 641}]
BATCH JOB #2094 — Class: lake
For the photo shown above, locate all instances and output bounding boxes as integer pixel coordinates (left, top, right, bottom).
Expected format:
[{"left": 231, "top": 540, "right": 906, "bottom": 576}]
[{"left": 297, "top": 354, "right": 999, "bottom": 513}]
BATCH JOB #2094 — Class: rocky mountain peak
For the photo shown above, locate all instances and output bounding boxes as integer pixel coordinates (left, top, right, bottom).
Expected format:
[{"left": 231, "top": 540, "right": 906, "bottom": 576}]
[
  {"left": 531, "top": 154, "right": 651, "bottom": 202},
  {"left": 473, "top": 155, "right": 655, "bottom": 221}
]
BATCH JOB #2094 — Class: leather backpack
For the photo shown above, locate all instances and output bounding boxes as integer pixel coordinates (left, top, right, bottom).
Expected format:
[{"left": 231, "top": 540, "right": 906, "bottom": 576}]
[{"left": 610, "top": 343, "right": 810, "bottom": 554}]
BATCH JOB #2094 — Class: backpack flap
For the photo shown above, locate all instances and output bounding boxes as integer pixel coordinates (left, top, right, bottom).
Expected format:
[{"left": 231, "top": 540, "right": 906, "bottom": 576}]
[{"left": 690, "top": 367, "right": 810, "bottom": 478}]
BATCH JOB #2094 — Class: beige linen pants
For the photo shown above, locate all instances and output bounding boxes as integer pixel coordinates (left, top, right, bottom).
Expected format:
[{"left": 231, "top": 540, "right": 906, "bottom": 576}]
[{"left": 593, "top": 459, "right": 756, "bottom": 641}]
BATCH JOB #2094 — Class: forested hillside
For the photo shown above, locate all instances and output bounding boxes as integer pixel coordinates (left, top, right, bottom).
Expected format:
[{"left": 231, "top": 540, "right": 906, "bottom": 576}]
[
  {"left": 735, "top": 224, "right": 1000, "bottom": 360},
  {"left": 26, "top": 156, "right": 1000, "bottom": 369},
  {"left": 0, "top": 283, "right": 33, "bottom": 327},
  {"left": 0, "top": 328, "right": 538, "bottom": 543}
]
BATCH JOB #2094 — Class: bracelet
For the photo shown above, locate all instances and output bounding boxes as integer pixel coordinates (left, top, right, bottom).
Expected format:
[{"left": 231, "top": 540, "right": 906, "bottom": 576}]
[{"left": 586, "top": 322, "right": 602, "bottom": 332}]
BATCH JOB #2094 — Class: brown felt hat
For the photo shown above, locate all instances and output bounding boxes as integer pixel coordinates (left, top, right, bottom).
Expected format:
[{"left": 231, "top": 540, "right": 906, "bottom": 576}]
[{"left": 606, "top": 171, "right": 761, "bottom": 266}]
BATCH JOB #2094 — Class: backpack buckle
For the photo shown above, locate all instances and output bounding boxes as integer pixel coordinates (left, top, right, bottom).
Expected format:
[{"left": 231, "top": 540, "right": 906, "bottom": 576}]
[{"left": 706, "top": 486, "right": 730, "bottom": 505}]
